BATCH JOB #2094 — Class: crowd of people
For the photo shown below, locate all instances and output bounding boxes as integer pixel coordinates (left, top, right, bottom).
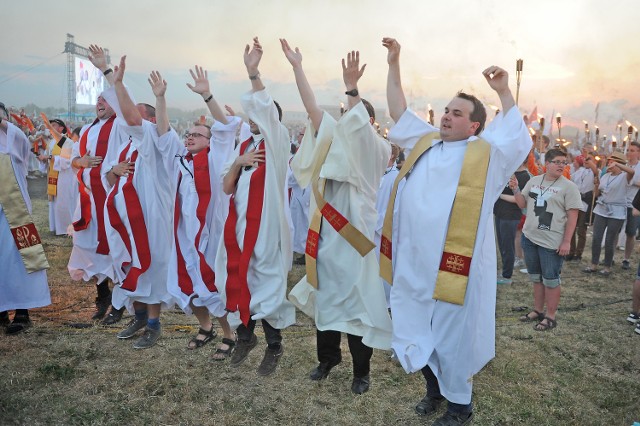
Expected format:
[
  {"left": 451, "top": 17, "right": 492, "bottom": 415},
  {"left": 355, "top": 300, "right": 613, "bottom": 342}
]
[{"left": 2, "top": 37, "right": 639, "bottom": 425}]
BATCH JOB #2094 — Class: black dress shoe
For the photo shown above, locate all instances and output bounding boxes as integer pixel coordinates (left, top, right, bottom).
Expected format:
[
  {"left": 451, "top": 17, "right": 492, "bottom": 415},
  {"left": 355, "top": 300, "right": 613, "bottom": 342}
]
[
  {"left": 92, "top": 294, "right": 111, "bottom": 320},
  {"left": 6, "top": 316, "right": 32, "bottom": 335},
  {"left": 101, "top": 306, "right": 125, "bottom": 325},
  {"left": 415, "top": 394, "right": 445, "bottom": 415},
  {"left": 351, "top": 375, "right": 370, "bottom": 394},
  {"left": 309, "top": 358, "right": 341, "bottom": 381}
]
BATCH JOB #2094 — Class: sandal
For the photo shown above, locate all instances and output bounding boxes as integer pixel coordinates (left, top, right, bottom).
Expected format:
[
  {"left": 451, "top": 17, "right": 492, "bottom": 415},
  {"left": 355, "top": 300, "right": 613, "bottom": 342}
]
[
  {"left": 534, "top": 317, "right": 557, "bottom": 331},
  {"left": 187, "top": 327, "right": 217, "bottom": 350},
  {"left": 519, "top": 310, "right": 544, "bottom": 322},
  {"left": 211, "top": 337, "right": 236, "bottom": 361}
]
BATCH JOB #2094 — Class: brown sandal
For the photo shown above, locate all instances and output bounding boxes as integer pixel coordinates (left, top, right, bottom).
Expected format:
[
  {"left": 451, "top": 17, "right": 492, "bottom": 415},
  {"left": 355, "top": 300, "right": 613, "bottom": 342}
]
[
  {"left": 211, "top": 337, "right": 236, "bottom": 361},
  {"left": 519, "top": 310, "right": 544, "bottom": 322},
  {"left": 534, "top": 317, "right": 557, "bottom": 331},
  {"left": 187, "top": 327, "right": 217, "bottom": 350}
]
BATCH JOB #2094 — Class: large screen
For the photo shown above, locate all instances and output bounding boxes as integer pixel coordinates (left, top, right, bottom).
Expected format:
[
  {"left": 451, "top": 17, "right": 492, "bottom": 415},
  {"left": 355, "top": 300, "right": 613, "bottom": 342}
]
[{"left": 75, "top": 57, "right": 105, "bottom": 106}]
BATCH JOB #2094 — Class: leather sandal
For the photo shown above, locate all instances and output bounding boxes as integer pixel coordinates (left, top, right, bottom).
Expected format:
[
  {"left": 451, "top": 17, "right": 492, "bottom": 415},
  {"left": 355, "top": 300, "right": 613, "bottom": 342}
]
[
  {"left": 519, "top": 310, "right": 544, "bottom": 322},
  {"left": 534, "top": 317, "right": 557, "bottom": 331},
  {"left": 187, "top": 327, "right": 217, "bottom": 350},
  {"left": 211, "top": 337, "right": 236, "bottom": 361}
]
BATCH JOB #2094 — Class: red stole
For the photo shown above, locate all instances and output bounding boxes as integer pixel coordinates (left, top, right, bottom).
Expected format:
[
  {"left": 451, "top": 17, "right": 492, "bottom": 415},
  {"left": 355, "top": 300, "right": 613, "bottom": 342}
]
[
  {"left": 174, "top": 149, "right": 217, "bottom": 296},
  {"left": 105, "top": 142, "right": 151, "bottom": 292},
  {"left": 73, "top": 115, "right": 116, "bottom": 255},
  {"left": 223, "top": 137, "right": 266, "bottom": 325}
]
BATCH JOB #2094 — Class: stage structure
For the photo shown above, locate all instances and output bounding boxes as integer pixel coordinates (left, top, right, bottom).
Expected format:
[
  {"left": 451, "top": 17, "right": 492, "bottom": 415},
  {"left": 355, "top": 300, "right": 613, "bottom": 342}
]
[{"left": 63, "top": 34, "right": 110, "bottom": 120}]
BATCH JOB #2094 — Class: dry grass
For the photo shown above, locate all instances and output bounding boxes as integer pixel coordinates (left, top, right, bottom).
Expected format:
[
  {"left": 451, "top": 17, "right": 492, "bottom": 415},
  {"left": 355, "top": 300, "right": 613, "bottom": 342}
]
[{"left": 0, "top": 177, "right": 638, "bottom": 425}]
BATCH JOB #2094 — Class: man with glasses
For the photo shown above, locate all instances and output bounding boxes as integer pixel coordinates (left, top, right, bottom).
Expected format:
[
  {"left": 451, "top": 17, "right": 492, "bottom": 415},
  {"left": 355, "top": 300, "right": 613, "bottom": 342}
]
[{"left": 512, "top": 148, "right": 582, "bottom": 331}]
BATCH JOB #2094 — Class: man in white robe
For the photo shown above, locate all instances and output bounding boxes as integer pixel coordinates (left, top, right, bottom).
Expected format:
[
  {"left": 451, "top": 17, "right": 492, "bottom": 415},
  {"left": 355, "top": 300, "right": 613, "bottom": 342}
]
[
  {"left": 282, "top": 39, "right": 392, "bottom": 394},
  {"left": 382, "top": 38, "right": 531, "bottom": 424},
  {"left": 102, "top": 56, "right": 175, "bottom": 349},
  {"left": 215, "top": 38, "right": 296, "bottom": 376},
  {"left": 38, "top": 119, "right": 78, "bottom": 235},
  {"left": 0, "top": 103, "right": 51, "bottom": 334},
  {"left": 150, "top": 66, "right": 238, "bottom": 356}
]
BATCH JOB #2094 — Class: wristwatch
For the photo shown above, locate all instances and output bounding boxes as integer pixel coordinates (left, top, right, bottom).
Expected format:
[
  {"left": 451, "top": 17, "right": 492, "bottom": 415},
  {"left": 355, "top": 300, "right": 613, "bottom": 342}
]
[{"left": 345, "top": 89, "right": 359, "bottom": 97}]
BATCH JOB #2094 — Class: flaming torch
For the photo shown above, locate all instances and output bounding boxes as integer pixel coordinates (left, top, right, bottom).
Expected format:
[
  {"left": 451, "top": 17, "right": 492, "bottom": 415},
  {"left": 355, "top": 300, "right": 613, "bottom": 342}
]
[
  {"left": 538, "top": 116, "right": 546, "bottom": 153},
  {"left": 340, "top": 102, "right": 345, "bottom": 116},
  {"left": 595, "top": 126, "right": 600, "bottom": 149},
  {"left": 556, "top": 113, "right": 562, "bottom": 140},
  {"left": 627, "top": 121, "right": 633, "bottom": 152},
  {"left": 515, "top": 59, "right": 523, "bottom": 106},
  {"left": 583, "top": 120, "right": 589, "bottom": 145},
  {"left": 428, "top": 104, "right": 434, "bottom": 126}
]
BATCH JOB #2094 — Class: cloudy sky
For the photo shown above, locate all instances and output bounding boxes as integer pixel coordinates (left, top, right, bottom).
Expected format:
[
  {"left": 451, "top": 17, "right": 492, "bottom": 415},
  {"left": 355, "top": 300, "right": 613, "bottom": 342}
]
[{"left": 2, "top": 0, "right": 640, "bottom": 139}]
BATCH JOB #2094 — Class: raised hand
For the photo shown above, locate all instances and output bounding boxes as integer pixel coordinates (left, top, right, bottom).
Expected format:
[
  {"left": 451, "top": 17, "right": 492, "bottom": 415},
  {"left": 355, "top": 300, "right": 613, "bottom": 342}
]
[
  {"left": 186, "top": 65, "right": 210, "bottom": 95},
  {"left": 482, "top": 66, "right": 509, "bottom": 93},
  {"left": 244, "top": 37, "right": 263, "bottom": 74},
  {"left": 113, "top": 56, "right": 127, "bottom": 84},
  {"left": 88, "top": 44, "right": 108, "bottom": 71},
  {"left": 382, "top": 37, "right": 401, "bottom": 65},
  {"left": 225, "top": 105, "right": 236, "bottom": 116},
  {"left": 342, "top": 50, "right": 366, "bottom": 90},
  {"left": 280, "top": 38, "right": 303, "bottom": 68},
  {"left": 148, "top": 70, "right": 167, "bottom": 98}
]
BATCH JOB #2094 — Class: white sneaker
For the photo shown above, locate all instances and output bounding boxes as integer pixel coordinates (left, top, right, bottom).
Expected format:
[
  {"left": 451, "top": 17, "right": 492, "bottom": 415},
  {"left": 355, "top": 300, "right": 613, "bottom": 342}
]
[
  {"left": 513, "top": 258, "right": 525, "bottom": 269},
  {"left": 519, "top": 268, "right": 528, "bottom": 274}
]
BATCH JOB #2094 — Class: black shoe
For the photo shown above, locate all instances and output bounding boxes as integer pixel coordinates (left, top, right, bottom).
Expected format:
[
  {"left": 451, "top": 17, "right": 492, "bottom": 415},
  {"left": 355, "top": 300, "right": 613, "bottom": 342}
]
[
  {"left": 92, "top": 293, "right": 111, "bottom": 320},
  {"left": 6, "top": 316, "right": 32, "bottom": 335},
  {"left": 101, "top": 306, "right": 125, "bottom": 325},
  {"left": 351, "top": 375, "right": 370, "bottom": 394},
  {"left": 432, "top": 411, "right": 474, "bottom": 425},
  {"left": 229, "top": 334, "right": 258, "bottom": 367},
  {"left": 309, "top": 358, "right": 342, "bottom": 381},
  {"left": 564, "top": 255, "right": 574, "bottom": 261},
  {"left": 0, "top": 311, "right": 9, "bottom": 327},
  {"left": 415, "top": 394, "right": 445, "bottom": 416},
  {"left": 257, "top": 344, "right": 284, "bottom": 376}
]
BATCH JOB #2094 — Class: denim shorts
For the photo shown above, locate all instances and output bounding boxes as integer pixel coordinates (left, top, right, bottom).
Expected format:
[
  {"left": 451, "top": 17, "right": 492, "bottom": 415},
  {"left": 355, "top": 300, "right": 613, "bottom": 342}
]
[{"left": 521, "top": 235, "right": 563, "bottom": 288}]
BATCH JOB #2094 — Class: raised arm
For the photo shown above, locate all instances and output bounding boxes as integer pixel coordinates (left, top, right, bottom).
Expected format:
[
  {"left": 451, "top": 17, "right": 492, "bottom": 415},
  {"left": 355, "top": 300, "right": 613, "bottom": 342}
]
[
  {"left": 88, "top": 44, "right": 114, "bottom": 86},
  {"left": 280, "top": 38, "right": 322, "bottom": 130},
  {"left": 244, "top": 37, "right": 265, "bottom": 92},
  {"left": 113, "top": 56, "right": 142, "bottom": 126},
  {"left": 482, "top": 66, "right": 515, "bottom": 115},
  {"left": 342, "top": 51, "right": 366, "bottom": 111},
  {"left": 382, "top": 37, "right": 407, "bottom": 122},
  {"left": 148, "top": 71, "right": 169, "bottom": 136},
  {"left": 186, "top": 65, "right": 228, "bottom": 125}
]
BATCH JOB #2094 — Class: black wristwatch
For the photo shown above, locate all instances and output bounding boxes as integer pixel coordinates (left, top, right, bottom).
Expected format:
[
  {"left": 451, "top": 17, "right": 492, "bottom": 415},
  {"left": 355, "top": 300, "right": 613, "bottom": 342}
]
[{"left": 345, "top": 89, "right": 359, "bottom": 97}]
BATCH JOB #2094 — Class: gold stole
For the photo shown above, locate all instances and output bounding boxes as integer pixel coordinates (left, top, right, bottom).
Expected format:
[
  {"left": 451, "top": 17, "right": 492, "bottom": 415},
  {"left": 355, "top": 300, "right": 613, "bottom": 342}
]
[
  {"left": 47, "top": 138, "right": 64, "bottom": 198},
  {"left": 379, "top": 132, "right": 490, "bottom": 305},
  {"left": 0, "top": 154, "right": 49, "bottom": 273},
  {"left": 304, "top": 137, "right": 376, "bottom": 288}
]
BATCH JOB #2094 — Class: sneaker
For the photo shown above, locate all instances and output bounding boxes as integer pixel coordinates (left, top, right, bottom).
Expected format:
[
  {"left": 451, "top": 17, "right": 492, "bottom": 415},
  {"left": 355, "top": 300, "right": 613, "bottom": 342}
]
[
  {"left": 229, "top": 333, "right": 258, "bottom": 367},
  {"left": 92, "top": 295, "right": 111, "bottom": 320},
  {"left": 133, "top": 326, "right": 162, "bottom": 349},
  {"left": 101, "top": 306, "right": 125, "bottom": 325},
  {"left": 519, "top": 268, "right": 528, "bottom": 274},
  {"left": 622, "top": 260, "right": 631, "bottom": 270},
  {"left": 627, "top": 313, "right": 640, "bottom": 324},
  {"left": 432, "top": 411, "right": 474, "bottom": 426},
  {"left": 497, "top": 277, "right": 513, "bottom": 285},
  {"left": 513, "top": 258, "right": 525, "bottom": 269},
  {"left": 415, "top": 394, "right": 444, "bottom": 416},
  {"left": 117, "top": 318, "right": 148, "bottom": 339},
  {"left": 257, "top": 344, "right": 284, "bottom": 376}
]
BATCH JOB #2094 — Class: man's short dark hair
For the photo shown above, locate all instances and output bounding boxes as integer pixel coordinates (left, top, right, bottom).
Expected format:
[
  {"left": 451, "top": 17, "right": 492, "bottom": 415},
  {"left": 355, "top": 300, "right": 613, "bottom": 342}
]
[
  {"left": 0, "top": 102, "right": 8, "bottom": 120},
  {"left": 273, "top": 101, "right": 282, "bottom": 122},
  {"left": 73, "top": 126, "right": 82, "bottom": 137},
  {"left": 361, "top": 98, "right": 375, "bottom": 121},
  {"left": 140, "top": 103, "right": 156, "bottom": 119},
  {"left": 630, "top": 141, "right": 640, "bottom": 150},
  {"left": 455, "top": 91, "right": 486, "bottom": 135},
  {"left": 545, "top": 148, "right": 566, "bottom": 163}
]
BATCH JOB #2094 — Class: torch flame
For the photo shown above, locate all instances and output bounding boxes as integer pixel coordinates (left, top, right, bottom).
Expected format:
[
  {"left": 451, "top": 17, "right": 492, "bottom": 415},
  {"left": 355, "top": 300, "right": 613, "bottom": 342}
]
[{"left": 626, "top": 120, "right": 632, "bottom": 126}]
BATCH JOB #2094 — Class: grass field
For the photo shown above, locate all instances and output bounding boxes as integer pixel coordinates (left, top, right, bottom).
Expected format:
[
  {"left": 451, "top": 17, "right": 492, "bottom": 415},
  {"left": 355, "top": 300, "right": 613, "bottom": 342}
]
[{"left": 0, "top": 176, "right": 638, "bottom": 425}]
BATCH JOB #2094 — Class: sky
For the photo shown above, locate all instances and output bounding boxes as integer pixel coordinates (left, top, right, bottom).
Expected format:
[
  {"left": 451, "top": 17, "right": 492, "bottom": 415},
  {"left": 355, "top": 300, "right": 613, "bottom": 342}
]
[{"left": 2, "top": 0, "right": 640, "bottom": 141}]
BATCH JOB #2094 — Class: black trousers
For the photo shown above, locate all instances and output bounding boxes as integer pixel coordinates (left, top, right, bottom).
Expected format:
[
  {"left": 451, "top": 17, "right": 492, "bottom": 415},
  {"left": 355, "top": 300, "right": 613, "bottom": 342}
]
[
  {"left": 236, "top": 318, "right": 282, "bottom": 347},
  {"left": 421, "top": 365, "right": 472, "bottom": 415},
  {"left": 316, "top": 329, "right": 372, "bottom": 378}
]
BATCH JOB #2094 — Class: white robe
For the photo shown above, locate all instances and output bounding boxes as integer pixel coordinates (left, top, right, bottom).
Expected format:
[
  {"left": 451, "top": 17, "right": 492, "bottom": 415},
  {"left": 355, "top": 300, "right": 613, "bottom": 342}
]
[
  {"left": 67, "top": 115, "right": 123, "bottom": 283},
  {"left": 0, "top": 122, "right": 50, "bottom": 311},
  {"left": 215, "top": 89, "right": 296, "bottom": 330},
  {"left": 288, "top": 104, "right": 393, "bottom": 350},
  {"left": 374, "top": 165, "right": 400, "bottom": 308},
  {"left": 46, "top": 136, "right": 78, "bottom": 235},
  {"left": 287, "top": 163, "right": 310, "bottom": 254},
  {"left": 106, "top": 118, "right": 176, "bottom": 312},
  {"left": 159, "top": 118, "right": 239, "bottom": 316},
  {"left": 388, "top": 106, "right": 531, "bottom": 404}
]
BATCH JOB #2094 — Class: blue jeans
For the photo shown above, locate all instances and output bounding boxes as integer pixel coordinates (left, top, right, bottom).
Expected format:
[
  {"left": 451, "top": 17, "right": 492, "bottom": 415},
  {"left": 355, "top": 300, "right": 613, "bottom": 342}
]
[
  {"left": 495, "top": 216, "right": 520, "bottom": 279},
  {"left": 522, "top": 235, "right": 563, "bottom": 288}
]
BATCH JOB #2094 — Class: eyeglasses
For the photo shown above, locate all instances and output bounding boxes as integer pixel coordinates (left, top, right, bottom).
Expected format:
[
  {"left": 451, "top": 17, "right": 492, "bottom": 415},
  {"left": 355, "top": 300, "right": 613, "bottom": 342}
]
[
  {"left": 185, "top": 132, "right": 208, "bottom": 139},
  {"left": 548, "top": 160, "right": 568, "bottom": 166}
]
